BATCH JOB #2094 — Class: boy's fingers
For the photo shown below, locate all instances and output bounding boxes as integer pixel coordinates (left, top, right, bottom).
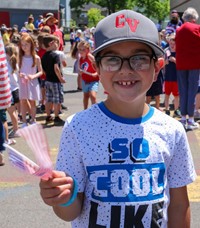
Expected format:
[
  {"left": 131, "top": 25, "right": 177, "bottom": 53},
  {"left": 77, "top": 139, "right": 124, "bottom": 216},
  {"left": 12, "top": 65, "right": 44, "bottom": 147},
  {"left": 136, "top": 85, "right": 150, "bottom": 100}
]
[{"left": 40, "top": 183, "right": 73, "bottom": 206}]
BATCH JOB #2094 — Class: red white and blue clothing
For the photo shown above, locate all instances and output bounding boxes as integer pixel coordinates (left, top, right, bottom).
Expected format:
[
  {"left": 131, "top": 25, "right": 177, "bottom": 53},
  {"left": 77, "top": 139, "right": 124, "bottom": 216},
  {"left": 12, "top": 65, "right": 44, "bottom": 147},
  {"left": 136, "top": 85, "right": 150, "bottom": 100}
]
[{"left": 56, "top": 103, "right": 195, "bottom": 228}]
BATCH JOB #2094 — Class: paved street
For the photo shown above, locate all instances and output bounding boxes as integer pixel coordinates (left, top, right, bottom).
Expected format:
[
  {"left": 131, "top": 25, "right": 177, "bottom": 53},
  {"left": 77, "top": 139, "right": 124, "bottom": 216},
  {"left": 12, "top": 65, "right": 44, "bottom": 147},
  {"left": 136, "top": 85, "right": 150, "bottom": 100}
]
[{"left": 0, "top": 42, "right": 200, "bottom": 227}]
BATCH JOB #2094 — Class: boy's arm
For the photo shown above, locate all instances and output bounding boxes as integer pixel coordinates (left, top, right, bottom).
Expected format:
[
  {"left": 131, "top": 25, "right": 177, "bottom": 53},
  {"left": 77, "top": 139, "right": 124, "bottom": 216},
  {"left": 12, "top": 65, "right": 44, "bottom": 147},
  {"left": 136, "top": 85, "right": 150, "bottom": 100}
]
[
  {"left": 40, "top": 170, "right": 84, "bottom": 221},
  {"left": 54, "top": 63, "right": 66, "bottom": 83},
  {"left": 168, "top": 186, "right": 190, "bottom": 228}
]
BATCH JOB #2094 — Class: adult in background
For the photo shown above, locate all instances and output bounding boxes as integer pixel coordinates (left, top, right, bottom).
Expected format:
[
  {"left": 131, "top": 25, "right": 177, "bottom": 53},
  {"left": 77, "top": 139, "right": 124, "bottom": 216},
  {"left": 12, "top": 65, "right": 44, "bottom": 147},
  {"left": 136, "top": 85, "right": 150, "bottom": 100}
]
[
  {"left": 165, "top": 9, "right": 182, "bottom": 35},
  {"left": 42, "top": 13, "right": 64, "bottom": 51},
  {"left": 35, "top": 15, "right": 43, "bottom": 29},
  {"left": 176, "top": 7, "right": 200, "bottom": 130}
]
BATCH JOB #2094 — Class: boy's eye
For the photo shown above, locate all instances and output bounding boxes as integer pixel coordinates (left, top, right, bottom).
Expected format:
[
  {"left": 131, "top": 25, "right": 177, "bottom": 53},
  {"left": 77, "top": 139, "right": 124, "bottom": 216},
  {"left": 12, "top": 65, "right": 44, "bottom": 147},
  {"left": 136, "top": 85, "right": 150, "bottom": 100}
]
[{"left": 106, "top": 57, "right": 120, "bottom": 63}]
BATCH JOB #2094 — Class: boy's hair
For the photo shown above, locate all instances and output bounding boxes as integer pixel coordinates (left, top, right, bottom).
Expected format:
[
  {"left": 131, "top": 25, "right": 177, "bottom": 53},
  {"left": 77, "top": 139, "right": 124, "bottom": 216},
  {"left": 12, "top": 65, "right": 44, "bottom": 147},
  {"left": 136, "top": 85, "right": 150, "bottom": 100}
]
[
  {"left": 41, "top": 25, "right": 51, "bottom": 34},
  {"left": 77, "top": 40, "right": 90, "bottom": 50},
  {"left": 37, "top": 32, "right": 47, "bottom": 47},
  {"left": 42, "top": 34, "right": 59, "bottom": 48},
  {"left": 93, "top": 10, "right": 164, "bottom": 58}
]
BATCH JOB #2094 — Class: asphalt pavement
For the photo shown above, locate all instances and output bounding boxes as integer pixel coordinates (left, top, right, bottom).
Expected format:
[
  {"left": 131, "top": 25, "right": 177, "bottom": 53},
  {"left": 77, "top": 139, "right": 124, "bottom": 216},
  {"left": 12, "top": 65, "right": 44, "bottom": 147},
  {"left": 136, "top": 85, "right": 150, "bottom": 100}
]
[{"left": 0, "top": 42, "right": 200, "bottom": 228}]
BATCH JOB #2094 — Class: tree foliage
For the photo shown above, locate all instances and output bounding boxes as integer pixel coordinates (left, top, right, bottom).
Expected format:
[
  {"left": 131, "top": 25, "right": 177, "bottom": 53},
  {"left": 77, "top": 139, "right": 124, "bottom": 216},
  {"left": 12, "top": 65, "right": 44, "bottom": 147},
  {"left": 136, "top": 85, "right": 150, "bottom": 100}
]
[
  {"left": 70, "top": 0, "right": 170, "bottom": 21},
  {"left": 87, "top": 8, "right": 105, "bottom": 27},
  {"left": 133, "top": 0, "right": 169, "bottom": 21}
]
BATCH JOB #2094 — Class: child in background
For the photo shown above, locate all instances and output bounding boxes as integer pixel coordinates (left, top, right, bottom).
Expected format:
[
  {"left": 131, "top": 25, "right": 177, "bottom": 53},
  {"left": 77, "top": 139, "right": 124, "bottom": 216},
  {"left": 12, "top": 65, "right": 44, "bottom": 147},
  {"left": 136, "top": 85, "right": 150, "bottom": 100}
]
[
  {"left": 37, "top": 33, "right": 47, "bottom": 112},
  {"left": 164, "top": 34, "right": 181, "bottom": 117},
  {"left": 18, "top": 34, "right": 42, "bottom": 127},
  {"left": 71, "top": 42, "right": 82, "bottom": 91},
  {"left": 0, "top": 121, "right": 5, "bottom": 166},
  {"left": 40, "top": 10, "right": 195, "bottom": 227},
  {"left": 5, "top": 44, "right": 20, "bottom": 138},
  {"left": 146, "top": 70, "right": 164, "bottom": 110},
  {"left": 78, "top": 40, "right": 99, "bottom": 109},
  {"left": 41, "top": 34, "right": 66, "bottom": 125},
  {"left": 54, "top": 37, "right": 68, "bottom": 111}
]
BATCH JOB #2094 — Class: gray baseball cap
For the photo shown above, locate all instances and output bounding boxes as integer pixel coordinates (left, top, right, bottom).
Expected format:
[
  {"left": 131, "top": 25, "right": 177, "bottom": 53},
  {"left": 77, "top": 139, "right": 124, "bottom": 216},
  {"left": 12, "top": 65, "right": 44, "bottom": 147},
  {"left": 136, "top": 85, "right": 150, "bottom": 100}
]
[{"left": 93, "top": 10, "right": 164, "bottom": 57}]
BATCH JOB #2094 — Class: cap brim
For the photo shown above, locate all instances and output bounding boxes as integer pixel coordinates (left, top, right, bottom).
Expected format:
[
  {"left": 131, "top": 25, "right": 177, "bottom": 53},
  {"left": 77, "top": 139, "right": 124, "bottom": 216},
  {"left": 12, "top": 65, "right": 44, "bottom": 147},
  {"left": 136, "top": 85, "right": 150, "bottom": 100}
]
[{"left": 93, "top": 38, "right": 164, "bottom": 57}]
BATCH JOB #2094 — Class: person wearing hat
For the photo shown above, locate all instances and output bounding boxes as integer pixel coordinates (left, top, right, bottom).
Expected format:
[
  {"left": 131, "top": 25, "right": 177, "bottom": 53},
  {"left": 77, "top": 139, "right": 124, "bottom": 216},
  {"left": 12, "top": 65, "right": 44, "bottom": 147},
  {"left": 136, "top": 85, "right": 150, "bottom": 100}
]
[
  {"left": 42, "top": 12, "right": 64, "bottom": 51},
  {"left": 165, "top": 9, "right": 182, "bottom": 35},
  {"left": 40, "top": 10, "right": 195, "bottom": 227},
  {"left": 1, "top": 26, "right": 10, "bottom": 45}
]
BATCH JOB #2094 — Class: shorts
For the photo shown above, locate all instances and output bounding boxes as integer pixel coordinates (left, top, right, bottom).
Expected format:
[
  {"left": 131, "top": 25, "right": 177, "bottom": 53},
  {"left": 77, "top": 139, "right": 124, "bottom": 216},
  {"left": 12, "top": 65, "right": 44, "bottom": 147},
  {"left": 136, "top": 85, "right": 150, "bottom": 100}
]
[
  {"left": 0, "top": 121, "right": 5, "bottom": 152},
  {"left": 0, "top": 109, "right": 7, "bottom": 123},
  {"left": 164, "top": 81, "right": 179, "bottom": 96},
  {"left": 39, "top": 79, "right": 46, "bottom": 88},
  {"left": 82, "top": 80, "right": 99, "bottom": 93},
  {"left": 45, "top": 81, "right": 64, "bottom": 104},
  {"left": 11, "top": 89, "right": 19, "bottom": 105}
]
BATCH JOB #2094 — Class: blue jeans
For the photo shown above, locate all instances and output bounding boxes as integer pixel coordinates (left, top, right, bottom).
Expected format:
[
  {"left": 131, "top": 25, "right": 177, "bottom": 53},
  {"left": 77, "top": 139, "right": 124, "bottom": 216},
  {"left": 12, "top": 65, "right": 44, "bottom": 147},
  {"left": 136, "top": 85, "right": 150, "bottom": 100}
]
[{"left": 177, "top": 69, "right": 199, "bottom": 117}]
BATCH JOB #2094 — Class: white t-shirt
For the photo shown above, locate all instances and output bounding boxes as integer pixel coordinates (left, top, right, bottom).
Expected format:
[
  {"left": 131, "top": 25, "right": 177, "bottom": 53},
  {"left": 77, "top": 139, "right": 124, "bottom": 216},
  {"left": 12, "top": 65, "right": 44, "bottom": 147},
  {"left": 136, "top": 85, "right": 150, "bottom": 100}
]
[
  {"left": 56, "top": 103, "right": 196, "bottom": 228},
  {"left": 7, "top": 61, "right": 19, "bottom": 92}
]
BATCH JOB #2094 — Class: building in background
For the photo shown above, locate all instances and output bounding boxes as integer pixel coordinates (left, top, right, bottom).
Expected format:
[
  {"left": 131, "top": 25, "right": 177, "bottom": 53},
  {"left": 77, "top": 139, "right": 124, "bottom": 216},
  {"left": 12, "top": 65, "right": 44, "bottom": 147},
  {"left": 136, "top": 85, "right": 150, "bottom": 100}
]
[
  {"left": 0, "top": 0, "right": 60, "bottom": 29},
  {"left": 171, "top": 0, "right": 200, "bottom": 23},
  {"left": 71, "top": 2, "right": 108, "bottom": 28}
]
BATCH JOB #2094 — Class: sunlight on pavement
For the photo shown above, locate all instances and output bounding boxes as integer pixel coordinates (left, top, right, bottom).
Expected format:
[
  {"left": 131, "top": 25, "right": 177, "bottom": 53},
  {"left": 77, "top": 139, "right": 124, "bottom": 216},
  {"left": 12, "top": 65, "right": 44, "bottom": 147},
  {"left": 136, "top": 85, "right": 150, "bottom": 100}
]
[{"left": 0, "top": 182, "right": 27, "bottom": 188}]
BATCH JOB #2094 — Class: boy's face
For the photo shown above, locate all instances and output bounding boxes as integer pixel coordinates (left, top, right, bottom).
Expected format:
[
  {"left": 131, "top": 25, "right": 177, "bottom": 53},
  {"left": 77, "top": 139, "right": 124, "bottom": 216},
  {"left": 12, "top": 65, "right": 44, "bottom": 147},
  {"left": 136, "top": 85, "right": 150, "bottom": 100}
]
[
  {"left": 96, "top": 41, "right": 163, "bottom": 104},
  {"left": 49, "top": 40, "right": 58, "bottom": 50}
]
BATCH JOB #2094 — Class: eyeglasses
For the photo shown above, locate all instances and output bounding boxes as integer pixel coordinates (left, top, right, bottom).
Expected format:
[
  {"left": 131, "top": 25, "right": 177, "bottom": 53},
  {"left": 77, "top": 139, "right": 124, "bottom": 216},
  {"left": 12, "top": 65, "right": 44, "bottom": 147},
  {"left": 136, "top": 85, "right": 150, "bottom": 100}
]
[{"left": 96, "top": 54, "right": 156, "bottom": 72}]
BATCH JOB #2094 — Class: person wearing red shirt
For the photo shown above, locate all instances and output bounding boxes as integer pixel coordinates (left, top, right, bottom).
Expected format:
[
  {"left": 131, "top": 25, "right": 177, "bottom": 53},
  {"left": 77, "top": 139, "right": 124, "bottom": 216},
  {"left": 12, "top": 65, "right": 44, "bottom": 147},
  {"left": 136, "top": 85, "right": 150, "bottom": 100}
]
[
  {"left": 42, "top": 13, "right": 64, "bottom": 51},
  {"left": 176, "top": 7, "right": 200, "bottom": 130},
  {"left": 78, "top": 41, "right": 99, "bottom": 109}
]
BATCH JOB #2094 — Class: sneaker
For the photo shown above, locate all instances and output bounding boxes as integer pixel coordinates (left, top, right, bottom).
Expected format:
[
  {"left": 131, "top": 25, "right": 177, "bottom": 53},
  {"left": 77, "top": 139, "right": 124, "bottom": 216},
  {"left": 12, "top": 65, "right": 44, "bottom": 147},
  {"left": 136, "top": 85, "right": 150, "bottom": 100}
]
[
  {"left": 165, "top": 110, "right": 170, "bottom": 116},
  {"left": 40, "top": 104, "right": 45, "bottom": 111},
  {"left": 179, "top": 119, "right": 187, "bottom": 130},
  {"left": 173, "top": 109, "right": 181, "bottom": 118},
  {"left": 21, "top": 123, "right": 28, "bottom": 128},
  {"left": 61, "top": 104, "right": 68, "bottom": 110},
  {"left": 46, "top": 116, "right": 54, "bottom": 124},
  {"left": 187, "top": 120, "right": 199, "bottom": 130},
  {"left": 5, "top": 139, "right": 16, "bottom": 145},
  {"left": 8, "top": 130, "right": 20, "bottom": 138},
  {"left": 54, "top": 116, "right": 65, "bottom": 125},
  {"left": 194, "top": 111, "right": 200, "bottom": 119}
]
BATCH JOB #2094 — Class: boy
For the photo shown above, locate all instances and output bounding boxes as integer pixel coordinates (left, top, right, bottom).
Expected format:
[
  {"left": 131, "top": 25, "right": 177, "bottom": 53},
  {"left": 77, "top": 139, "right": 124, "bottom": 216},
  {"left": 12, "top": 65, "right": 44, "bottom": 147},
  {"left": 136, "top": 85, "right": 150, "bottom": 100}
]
[
  {"left": 40, "top": 10, "right": 196, "bottom": 227},
  {"left": 78, "top": 40, "right": 99, "bottom": 109},
  {"left": 41, "top": 34, "right": 66, "bottom": 125}
]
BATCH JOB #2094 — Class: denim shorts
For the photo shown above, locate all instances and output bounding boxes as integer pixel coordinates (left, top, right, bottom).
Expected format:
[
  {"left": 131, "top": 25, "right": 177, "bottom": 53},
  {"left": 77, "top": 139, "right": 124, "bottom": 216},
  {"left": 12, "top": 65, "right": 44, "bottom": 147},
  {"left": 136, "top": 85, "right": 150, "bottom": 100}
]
[{"left": 82, "top": 80, "right": 99, "bottom": 93}]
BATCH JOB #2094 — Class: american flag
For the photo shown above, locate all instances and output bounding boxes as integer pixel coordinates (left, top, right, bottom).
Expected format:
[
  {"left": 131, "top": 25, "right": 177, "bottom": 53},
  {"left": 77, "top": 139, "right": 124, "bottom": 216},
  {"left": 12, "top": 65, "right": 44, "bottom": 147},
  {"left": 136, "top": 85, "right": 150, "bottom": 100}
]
[
  {"left": 5, "top": 124, "right": 53, "bottom": 179},
  {"left": 0, "top": 34, "right": 12, "bottom": 109}
]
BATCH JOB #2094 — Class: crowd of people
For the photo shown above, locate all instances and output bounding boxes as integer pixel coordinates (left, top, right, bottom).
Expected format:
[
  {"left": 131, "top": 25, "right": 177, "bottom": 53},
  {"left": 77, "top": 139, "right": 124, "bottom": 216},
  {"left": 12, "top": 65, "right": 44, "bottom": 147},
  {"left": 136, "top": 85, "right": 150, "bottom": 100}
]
[
  {"left": 0, "top": 12, "right": 100, "bottom": 165},
  {"left": 0, "top": 5, "right": 199, "bottom": 228},
  {"left": 153, "top": 7, "right": 200, "bottom": 130}
]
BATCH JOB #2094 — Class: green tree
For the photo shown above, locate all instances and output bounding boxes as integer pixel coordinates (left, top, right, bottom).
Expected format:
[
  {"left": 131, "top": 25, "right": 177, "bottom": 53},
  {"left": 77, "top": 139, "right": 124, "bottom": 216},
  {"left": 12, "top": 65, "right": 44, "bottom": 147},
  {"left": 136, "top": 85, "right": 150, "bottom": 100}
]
[
  {"left": 87, "top": 8, "right": 105, "bottom": 27},
  {"left": 70, "top": 0, "right": 170, "bottom": 21},
  {"left": 133, "top": 0, "right": 169, "bottom": 21}
]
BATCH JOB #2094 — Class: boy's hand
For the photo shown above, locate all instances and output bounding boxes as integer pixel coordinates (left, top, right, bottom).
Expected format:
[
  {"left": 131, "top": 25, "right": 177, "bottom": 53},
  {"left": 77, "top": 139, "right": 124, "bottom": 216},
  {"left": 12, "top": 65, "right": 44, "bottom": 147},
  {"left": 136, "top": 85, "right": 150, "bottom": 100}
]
[
  {"left": 59, "top": 77, "right": 66, "bottom": 83},
  {"left": 40, "top": 170, "right": 74, "bottom": 206}
]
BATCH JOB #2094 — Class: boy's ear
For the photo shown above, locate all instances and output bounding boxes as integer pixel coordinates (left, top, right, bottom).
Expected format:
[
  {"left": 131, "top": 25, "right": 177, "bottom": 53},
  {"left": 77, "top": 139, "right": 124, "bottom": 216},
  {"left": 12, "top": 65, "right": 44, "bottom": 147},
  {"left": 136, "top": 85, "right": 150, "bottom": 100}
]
[{"left": 153, "top": 57, "right": 164, "bottom": 81}]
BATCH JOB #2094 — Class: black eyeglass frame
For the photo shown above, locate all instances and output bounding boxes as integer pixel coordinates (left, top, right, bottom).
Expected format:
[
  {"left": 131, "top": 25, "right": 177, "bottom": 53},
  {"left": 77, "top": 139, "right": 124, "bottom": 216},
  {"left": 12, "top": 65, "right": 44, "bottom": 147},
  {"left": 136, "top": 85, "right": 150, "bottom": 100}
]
[{"left": 95, "top": 53, "right": 157, "bottom": 72}]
